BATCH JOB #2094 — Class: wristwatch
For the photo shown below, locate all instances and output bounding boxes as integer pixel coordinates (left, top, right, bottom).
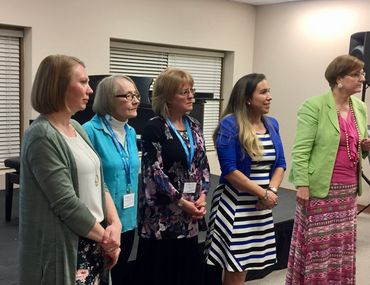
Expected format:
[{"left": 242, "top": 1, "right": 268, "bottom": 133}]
[{"left": 267, "top": 186, "right": 278, "bottom": 195}]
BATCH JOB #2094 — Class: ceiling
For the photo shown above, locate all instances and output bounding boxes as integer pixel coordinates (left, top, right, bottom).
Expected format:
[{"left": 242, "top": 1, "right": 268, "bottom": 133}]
[{"left": 231, "top": 0, "right": 307, "bottom": 5}]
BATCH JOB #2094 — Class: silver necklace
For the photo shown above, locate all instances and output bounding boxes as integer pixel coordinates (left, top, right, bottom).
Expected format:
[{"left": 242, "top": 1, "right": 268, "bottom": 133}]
[
  {"left": 80, "top": 139, "right": 100, "bottom": 187},
  {"left": 63, "top": 132, "right": 100, "bottom": 187}
]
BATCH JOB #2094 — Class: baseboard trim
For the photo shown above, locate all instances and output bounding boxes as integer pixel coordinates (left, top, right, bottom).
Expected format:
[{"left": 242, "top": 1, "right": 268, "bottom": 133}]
[{"left": 357, "top": 204, "right": 370, "bottom": 214}]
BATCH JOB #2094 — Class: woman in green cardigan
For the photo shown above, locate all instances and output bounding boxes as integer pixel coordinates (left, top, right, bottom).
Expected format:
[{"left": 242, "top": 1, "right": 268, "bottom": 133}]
[
  {"left": 19, "top": 55, "right": 122, "bottom": 285},
  {"left": 286, "top": 54, "right": 370, "bottom": 284}
]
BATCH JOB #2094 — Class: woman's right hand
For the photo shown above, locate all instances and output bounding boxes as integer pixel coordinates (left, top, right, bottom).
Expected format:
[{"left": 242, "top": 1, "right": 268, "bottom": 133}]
[
  {"left": 258, "top": 191, "right": 278, "bottom": 209},
  {"left": 296, "top": 186, "right": 310, "bottom": 207}
]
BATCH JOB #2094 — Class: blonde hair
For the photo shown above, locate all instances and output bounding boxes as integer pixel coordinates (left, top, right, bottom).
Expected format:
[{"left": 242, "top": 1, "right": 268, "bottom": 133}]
[
  {"left": 214, "top": 73, "right": 266, "bottom": 160},
  {"left": 152, "top": 67, "right": 194, "bottom": 117},
  {"left": 31, "top": 55, "right": 85, "bottom": 114}
]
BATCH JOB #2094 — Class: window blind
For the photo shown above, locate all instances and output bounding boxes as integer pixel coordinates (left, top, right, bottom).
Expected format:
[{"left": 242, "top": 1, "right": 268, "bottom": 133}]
[
  {"left": 0, "top": 30, "right": 22, "bottom": 168},
  {"left": 110, "top": 41, "right": 223, "bottom": 150}
]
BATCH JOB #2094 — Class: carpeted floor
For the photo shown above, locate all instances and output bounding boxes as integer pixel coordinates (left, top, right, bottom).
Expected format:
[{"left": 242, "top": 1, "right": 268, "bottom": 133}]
[
  {"left": 0, "top": 174, "right": 297, "bottom": 285},
  {"left": 0, "top": 188, "right": 18, "bottom": 285}
]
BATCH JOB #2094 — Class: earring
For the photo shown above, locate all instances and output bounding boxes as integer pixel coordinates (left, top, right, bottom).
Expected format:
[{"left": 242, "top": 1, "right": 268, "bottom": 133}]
[
  {"left": 338, "top": 82, "right": 343, "bottom": 89},
  {"left": 247, "top": 101, "right": 251, "bottom": 105}
]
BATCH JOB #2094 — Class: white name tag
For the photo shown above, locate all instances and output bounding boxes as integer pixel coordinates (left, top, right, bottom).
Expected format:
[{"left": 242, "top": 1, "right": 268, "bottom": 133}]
[
  {"left": 123, "top": 193, "right": 135, "bottom": 209},
  {"left": 183, "top": 182, "right": 197, "bottom": 194}
]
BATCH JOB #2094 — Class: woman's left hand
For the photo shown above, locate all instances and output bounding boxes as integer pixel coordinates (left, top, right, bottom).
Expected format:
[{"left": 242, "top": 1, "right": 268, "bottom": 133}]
[
  {"left": 193, "top": 193, "right": 207, "bottom": 218},
  {"left": 101, "top": 222, "right": 121, "bottom": 253},
  {"left": 361, "top": 138, "right": 370, "bottom": 152}
]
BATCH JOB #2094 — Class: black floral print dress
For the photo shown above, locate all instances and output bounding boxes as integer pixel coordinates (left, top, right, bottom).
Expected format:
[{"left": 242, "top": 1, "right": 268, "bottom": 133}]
[{"left": 138, "top": 115, "right": 210, "bottom": 240}]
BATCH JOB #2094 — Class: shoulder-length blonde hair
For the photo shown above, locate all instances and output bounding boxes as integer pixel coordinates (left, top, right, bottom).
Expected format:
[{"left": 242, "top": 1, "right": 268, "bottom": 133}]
[
  {"left": 151, "top": 67, "right": 194, "bottom": 117},
  {"left": 214, "top": 73, "right": 266, "bottom": 160},
  {"left": 31, "top": 55, "right": 85, "bottom": 114}
]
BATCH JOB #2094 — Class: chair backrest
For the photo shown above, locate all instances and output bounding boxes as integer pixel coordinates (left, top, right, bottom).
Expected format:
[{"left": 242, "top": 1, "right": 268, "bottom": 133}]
[
  {"left": 129, "top": 76, "right": 153, "bottom": 105},
  {"left": 72, "top": 75, "right": 154, "bottom": 125}
]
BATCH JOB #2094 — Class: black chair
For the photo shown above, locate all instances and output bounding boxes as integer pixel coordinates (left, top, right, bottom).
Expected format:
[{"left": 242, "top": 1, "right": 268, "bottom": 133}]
[{"left": 4, "top": 156, "right": 20, "bottom": 222}]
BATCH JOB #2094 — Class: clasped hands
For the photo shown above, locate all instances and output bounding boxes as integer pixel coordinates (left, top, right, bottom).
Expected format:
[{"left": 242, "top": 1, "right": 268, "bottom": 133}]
[
  {"left": 256, "top": 190, "right": 278, "bottom": 210},
  {"left": 100, "top": 223, "right": 121, "bottom": 269},
  {"left": 180, "top": 193, "right": 207, "bottom": 220}
]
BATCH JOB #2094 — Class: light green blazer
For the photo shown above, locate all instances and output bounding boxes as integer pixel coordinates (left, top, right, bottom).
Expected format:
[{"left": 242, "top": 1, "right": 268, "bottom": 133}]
[{"left": 289, "top": 91, "right": 368, "bottom": 198}]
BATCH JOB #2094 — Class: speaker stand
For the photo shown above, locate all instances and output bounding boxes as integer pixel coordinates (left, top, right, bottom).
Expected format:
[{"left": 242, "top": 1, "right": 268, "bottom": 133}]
[
  {"left": 359, "top": 81, "right": 370, "bottom": 215},
  {"left": 361, "top": 81, "right": 369, "bottom": 101}
]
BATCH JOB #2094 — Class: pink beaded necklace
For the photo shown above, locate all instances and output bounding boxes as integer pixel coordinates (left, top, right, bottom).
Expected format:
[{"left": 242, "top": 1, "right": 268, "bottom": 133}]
[{"left": 337, "top": 100, "right": 361, "bottom": 167}]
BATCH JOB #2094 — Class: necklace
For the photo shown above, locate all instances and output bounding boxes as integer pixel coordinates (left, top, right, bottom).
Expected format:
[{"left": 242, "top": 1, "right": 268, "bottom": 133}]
[
  {"left": 63, "top": 132, "right": 100, "bottom": 187},
  {"left": 337, "top": 100, "right": 361, "bottom": 167},
  {"left": 80, "top": 138, "right": 100, "bottom": 187}
]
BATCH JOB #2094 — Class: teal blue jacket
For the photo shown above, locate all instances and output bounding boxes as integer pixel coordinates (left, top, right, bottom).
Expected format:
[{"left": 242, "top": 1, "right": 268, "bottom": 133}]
[
  {"left": 289, "top": 91, "right": 368, "bottom": 198},
  {"left": 84, "top": 115, "right": 140, "bottom": 232}
]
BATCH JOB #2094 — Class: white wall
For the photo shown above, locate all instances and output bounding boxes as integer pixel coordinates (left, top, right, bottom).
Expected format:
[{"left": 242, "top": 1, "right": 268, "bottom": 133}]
[
  {"left": 0, "top": 0, "right": 258, "bottom": 186},
  {"left": 253, "top": 0, "right": 370, "bottom": 204},
  {"left": 2, "top": 0, "right": 370, "bottom": 205},
  {"left": 0, "top": 0, "right": 256, "bottom": 124}
]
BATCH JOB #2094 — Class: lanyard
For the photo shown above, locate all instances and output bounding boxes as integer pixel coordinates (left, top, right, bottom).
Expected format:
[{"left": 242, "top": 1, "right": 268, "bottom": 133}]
[
  {"left": 166, "top": 116, "right": 195, "bottom": 170},
  {"left": 101, "top": 116, "right": 132, "bottom": 191}
]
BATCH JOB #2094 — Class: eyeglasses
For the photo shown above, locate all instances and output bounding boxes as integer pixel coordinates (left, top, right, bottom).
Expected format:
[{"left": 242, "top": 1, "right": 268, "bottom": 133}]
[
  {"left": 178, "top": 88, "right": 196, "bottom": 96},
  {"left": 114, "top": 92, "right": 141, "bottom": 102},
  {"left": 347, "top": 71, "right": 366, "bottom": 79}
]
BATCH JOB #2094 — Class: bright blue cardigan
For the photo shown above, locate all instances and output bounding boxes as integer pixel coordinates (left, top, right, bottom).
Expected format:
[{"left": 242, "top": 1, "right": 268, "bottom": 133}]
[{"left": 216, "top": 114, "right": 286, "bottom": 187}]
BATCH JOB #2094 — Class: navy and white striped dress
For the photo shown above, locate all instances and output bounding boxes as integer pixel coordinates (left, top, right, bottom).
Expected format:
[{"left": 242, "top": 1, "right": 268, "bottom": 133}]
[{"left": 205, "top": 133, "right": 277, "bottom": 272}]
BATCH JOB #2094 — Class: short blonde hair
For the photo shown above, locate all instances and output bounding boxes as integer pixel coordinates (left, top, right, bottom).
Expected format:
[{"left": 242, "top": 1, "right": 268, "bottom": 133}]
[
  {"left": 325, "top": 54, "right": 364, "bottom": 89},
  {"left": 151, "top": 67, "right": 194, "bottom": 117},
  {"left": 31, "top": 55, "right": 85, "bottom": 114},
  {"left": 92, "top": 75, "right": 138, "bottom": 116}
]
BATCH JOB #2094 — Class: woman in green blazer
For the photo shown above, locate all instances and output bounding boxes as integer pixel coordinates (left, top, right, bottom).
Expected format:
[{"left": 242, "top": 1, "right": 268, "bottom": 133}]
[{"left": 286, "top": 55, "right": 370, "bottom": 284}]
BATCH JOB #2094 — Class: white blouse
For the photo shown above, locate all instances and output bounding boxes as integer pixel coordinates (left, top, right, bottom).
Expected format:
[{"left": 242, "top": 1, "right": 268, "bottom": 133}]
[{"left": 62, "top": 132, "right": 104, "bottom": 222}]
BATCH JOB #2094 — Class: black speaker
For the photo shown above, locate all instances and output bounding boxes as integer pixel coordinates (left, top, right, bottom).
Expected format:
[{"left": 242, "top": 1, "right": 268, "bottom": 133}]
[{"left": 349, "top": 31, "right": 370, "bottom": 84}]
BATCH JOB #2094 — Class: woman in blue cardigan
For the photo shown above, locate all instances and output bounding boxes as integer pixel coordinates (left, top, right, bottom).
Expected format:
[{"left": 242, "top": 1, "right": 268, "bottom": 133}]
[
  {"left": 83, "top": 75, "right": 140, "bottom": 285},
  {"left": 205, "top": 73, "right": 286, "bottom": 285}
]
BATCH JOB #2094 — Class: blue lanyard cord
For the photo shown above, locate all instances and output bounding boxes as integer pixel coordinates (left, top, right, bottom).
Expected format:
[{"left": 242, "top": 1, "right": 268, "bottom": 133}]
[
  {"left": 166, "top": 116, "right": 195, "bottom": 170},
  {"left": 101, "top": 116, "right": 132, "bottom": 190}
]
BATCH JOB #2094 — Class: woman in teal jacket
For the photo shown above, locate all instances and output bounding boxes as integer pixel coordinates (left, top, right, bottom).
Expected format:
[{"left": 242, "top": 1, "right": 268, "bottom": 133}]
[
  {"left": 286, "top": 55, "right": 370, "bottom": 284},
  {"left": 83, "top": 75, "right": 140, "bottom": 285}
]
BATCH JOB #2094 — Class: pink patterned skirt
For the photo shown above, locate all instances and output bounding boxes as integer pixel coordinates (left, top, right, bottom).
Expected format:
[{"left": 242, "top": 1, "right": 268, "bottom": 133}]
[{"left": 285, "top": 183, "right": 357, "bottom": 285}]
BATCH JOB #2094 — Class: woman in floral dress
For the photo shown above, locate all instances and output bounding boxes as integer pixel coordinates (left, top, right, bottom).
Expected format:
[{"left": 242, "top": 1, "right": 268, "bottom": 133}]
[{"left": 136, "top": 67, "right": 210, "bottom": 285}]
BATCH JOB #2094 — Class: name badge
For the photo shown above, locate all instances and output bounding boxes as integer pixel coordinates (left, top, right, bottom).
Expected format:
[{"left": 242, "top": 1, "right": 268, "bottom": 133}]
[
  {"left": 183, "top": 182, "right": 196, "bottom": 194},
  {"left": 123, "top": 193, "right": 135, "bottom": 209}
]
